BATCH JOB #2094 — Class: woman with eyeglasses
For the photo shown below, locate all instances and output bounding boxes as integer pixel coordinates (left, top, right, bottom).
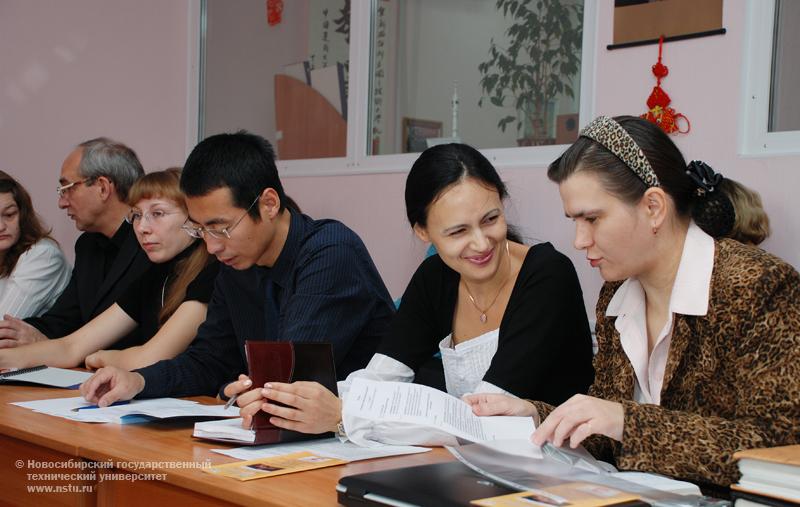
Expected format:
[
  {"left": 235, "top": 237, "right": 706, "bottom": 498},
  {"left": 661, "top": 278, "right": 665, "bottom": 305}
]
[
  {"left": 0, "top": 171, "right": 70, "bottom": 320},
  {"left": 0, "top": 168, "right": 219, "bottom": 371}
]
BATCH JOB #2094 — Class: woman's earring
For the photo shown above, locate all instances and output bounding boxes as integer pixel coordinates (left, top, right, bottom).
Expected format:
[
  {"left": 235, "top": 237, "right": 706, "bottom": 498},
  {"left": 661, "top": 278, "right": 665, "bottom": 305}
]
[{"left": 652, "top": 226, "right": 659, "bottom": 235}]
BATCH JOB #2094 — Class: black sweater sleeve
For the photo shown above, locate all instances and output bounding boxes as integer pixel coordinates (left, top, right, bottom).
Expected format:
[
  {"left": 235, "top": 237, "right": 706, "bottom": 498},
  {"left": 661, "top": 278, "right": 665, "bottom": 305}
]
[
  {"left": 377, "top": 244, "right": 594, "bottom": 404},
  {"left": 376, "top": 255, "right": 457, "bottom": 371}
]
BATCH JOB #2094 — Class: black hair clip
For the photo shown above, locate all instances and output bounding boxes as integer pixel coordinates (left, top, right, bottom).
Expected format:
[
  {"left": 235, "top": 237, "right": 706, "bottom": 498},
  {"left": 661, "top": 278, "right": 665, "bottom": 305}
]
[{"left": 686, "top": 160, "right": 723, "bottom": 197}]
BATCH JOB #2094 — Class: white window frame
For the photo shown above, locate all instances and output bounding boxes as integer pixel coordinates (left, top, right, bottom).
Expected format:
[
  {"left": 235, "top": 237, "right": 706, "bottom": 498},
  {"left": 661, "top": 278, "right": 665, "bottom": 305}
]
[
  {"left": 190, "top": 0, "right": 598, "bottom": 175},
  {"left": 740, "top": 0, "right": 800, "bottom": 156}
]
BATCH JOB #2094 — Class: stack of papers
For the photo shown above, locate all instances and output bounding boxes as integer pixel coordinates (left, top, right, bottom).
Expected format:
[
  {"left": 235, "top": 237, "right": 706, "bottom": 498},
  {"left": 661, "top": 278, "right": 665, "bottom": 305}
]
[
  {"left": 733, "top": 444, "right": 800, "bottom": 504},
  {"left": 11, "top": 396, "right": 240, "bottom": 424},
  {"left": 203, "top": 419, "right": 430, "bottom": 461},
  {"left": 194, "top": 416, "right": 256, "bottom": 443}
]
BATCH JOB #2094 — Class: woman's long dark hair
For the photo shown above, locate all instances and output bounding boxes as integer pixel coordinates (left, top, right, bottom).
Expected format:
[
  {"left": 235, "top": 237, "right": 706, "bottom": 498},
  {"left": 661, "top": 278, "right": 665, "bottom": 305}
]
[
  {"left": 405, "top": 143, "right": 522, "bottom": 242},
  {"left": 0, "top": 171, "right": 53, "bottom": 278}
]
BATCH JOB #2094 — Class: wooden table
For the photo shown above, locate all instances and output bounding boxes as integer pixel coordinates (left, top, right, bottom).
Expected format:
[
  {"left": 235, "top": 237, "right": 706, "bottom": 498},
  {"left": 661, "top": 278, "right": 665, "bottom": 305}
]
[{"left": 0, "top": 384, "right": 453, "bottom": 506}]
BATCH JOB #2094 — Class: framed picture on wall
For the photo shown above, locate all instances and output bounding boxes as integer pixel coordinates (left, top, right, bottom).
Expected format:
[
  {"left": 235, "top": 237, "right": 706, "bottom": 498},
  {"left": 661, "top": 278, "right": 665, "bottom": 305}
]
[
  {"left": 611, "top": 0, "right": 724, "bottom": 48},
  {"left": 402, "top": 117, "right": 443, "bottom": 153}
]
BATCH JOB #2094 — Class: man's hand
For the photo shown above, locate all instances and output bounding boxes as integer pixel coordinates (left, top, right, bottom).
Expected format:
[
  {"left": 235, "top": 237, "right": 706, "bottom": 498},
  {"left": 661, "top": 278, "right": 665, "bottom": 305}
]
[
  {"left": 79, "top": 366, "right": 145, "bottom": 407},
  {"left": 224, "top": 374, "right": 268, "bottom": 429},
  {"left": 0, "top": 315, "right": 47, "bottom": 348},
  {"left": 258, "top": 381, "right": 342, "bottom": 435}
]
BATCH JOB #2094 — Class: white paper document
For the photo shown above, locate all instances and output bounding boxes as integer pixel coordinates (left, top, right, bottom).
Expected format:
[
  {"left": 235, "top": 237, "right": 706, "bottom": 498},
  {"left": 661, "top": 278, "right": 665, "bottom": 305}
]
[
  {"left": 11, "top": 396, "right": 239, "bottom": 424},
  {"left": 203, "top": 419, "right": 430, "bottom": 462},
  {"left": 611, "top": 472, "right": 701, "bottom": 496},
  {"left": 342, "top": 378, "right": 535, "bottom": 447},
  {"left": 0, "top": 366, "right": 92, "bottom": 388},
  {"left": 478, "top": 438, "right": 544, "bottom": 460},
  {"left": 215, "top": 439, "right": 429, "bottom": 462}
]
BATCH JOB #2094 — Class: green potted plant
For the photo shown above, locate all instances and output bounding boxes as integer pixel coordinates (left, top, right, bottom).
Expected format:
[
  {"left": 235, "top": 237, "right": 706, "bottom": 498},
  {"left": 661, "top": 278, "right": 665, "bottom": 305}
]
[{"left": 478, "top": 0, "right": 583, "bottom": 146}]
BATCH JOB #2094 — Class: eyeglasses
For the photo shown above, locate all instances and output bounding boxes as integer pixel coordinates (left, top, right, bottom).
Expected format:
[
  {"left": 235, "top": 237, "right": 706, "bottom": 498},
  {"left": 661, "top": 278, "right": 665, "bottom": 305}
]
[
  {"left": 56, "top": 178, "right": 93, "bottom": 197},
  {"left": 125, "top": 209, "right": 183, "bottom": 225},
  {"left": 181, "top": 195, "right": 260, "bottom": 240}
]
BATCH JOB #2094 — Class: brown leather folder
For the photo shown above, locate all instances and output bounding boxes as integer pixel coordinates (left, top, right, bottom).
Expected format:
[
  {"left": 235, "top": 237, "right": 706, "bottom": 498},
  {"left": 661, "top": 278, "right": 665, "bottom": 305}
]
[{"left": 244, "top": 341, "right": 338, "bottom": 445}]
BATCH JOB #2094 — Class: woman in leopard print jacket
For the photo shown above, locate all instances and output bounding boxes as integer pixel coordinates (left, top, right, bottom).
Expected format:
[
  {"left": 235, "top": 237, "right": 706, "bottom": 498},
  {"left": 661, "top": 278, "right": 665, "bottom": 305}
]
[{"left": 465, "top": 116, "right": 799, "bottom": 494}]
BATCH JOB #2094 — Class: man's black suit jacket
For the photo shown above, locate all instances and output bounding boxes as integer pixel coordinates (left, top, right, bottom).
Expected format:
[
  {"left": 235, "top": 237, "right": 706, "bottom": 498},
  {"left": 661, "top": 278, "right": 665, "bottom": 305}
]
[{"left": 25, "top": 221, "right": 152, "bottom": 349}]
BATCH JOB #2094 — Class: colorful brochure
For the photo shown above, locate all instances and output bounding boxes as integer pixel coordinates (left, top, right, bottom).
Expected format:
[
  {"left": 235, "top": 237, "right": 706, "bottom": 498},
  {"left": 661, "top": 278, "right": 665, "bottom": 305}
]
[{"left": 204, "top": 451, "right": 347, "bottom": 481}]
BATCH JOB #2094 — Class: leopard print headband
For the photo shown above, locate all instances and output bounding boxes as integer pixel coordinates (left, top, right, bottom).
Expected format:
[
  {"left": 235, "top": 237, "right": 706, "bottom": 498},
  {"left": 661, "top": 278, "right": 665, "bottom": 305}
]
[{"left": 579, "top": 116, "right": 661, "bottom": 188}]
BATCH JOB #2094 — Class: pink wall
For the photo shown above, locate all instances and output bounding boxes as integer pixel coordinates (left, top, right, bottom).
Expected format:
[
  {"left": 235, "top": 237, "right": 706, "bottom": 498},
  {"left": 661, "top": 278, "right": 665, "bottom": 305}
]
[
  {"left": 3, "top": 1, "right": 796, "bottom": 318},
  {"left": 285, "top": 1, "right": 800, "bottom": 318},
  {"left": 0, "top": 0, "right": 192, "bottom": 262}
]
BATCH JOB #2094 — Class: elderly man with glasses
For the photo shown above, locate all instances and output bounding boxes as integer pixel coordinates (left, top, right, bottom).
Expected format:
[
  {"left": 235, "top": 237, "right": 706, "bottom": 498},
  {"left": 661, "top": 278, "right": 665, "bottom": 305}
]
[
  {"left": 0, "top": 138, "right": 151, "bottom": 348},
  {"left": 81, "top": 132, "right": 395, "bottom": 414}
]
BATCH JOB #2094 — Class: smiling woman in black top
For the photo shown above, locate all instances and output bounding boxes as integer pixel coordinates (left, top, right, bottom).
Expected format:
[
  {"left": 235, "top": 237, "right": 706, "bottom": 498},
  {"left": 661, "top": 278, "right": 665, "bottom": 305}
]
[
  {"left": 0, "top": 169, "right": 219, "bottom": 371},
  {"left": 235, "top": 143, "right": 594, "bottom": 436}
]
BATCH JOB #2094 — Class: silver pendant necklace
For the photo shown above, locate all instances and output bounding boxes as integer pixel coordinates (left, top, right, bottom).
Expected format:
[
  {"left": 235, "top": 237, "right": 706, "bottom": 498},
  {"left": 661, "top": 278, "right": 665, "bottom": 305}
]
[
  {"left": 461, "top": 241, "right": 512, "bottom": 323},
  {"left": 161, "top": 275, "right": 169, "bottom": 307}
]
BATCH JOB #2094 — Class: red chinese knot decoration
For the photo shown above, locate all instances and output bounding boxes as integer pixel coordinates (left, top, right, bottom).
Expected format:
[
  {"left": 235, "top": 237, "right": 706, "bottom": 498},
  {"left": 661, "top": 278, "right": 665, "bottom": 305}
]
[
  {"left": 267, "top": 0, "right": 284, "bottom": 26},
  {"left": 641, "top": 36, "right": 690, "bottom": 135}
]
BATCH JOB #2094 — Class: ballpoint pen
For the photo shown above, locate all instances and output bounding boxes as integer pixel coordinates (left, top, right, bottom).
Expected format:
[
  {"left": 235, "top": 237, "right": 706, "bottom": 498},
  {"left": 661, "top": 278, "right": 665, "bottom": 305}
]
[{"left": 224, "top": 393, "right": 239, "bottom": 410}]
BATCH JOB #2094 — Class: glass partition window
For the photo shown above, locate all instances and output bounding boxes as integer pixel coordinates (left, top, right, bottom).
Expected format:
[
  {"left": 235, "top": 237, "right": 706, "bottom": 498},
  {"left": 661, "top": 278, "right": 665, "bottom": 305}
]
[
  {"left": 368, "top": 0, "right": 584, "bottom": 155},
  {"left": 740, "top": 0, "right": 800, "bottom": 156},
  {"left": 768, "top": 0, "right": 800, "bottom": 132},
  {"left": 203, "top": 0, "right": 350, "bottom": 160},
  {"left": 200, "top": 0, "right": 593, "bottom": 172}
]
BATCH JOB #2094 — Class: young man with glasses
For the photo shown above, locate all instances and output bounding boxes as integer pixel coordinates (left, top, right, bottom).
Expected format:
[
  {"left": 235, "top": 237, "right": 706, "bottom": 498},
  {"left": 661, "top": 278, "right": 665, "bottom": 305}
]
[
  {"left": 81, "top": 132, "right": 395, "bottom": 408},
  {"left": 0, "top": 138, "right": 151, "bottom": 349}
]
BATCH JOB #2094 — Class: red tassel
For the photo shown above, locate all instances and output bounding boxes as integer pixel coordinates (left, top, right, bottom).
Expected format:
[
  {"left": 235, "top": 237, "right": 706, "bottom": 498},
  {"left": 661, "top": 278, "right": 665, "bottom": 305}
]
[
  {"left": 641, "top": 35, "right": 690, "bottom": 134},
  {"left": 267, "top": 0, "right": 284, "bottom": 26}
]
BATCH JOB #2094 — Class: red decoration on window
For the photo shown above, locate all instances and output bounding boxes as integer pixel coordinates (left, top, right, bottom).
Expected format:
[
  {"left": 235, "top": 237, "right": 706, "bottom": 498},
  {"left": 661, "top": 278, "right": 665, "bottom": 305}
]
[
  {"left": 267, "top": 0, "right": 284, "bottom": 26},
  {"left": 641, "top": 36, "right": 690, "bottom": 134}
]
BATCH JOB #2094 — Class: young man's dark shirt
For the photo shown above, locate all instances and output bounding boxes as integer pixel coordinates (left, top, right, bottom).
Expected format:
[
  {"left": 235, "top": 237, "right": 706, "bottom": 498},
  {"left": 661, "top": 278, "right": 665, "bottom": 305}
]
[{"left": 136, "top": 212, "right": 395, "bottom": 398}]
